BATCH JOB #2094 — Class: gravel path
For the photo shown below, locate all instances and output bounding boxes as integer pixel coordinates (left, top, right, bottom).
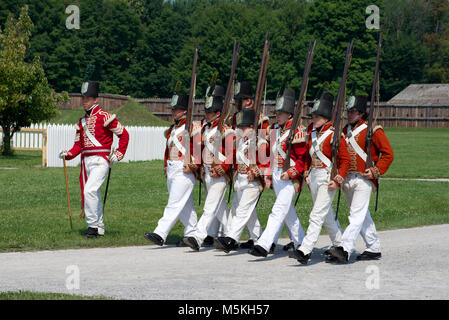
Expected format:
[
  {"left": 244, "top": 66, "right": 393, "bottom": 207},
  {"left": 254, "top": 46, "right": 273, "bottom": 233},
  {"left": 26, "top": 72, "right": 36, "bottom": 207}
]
[{"left": 1, "top": 224, "right": 448, "bottom": 300}]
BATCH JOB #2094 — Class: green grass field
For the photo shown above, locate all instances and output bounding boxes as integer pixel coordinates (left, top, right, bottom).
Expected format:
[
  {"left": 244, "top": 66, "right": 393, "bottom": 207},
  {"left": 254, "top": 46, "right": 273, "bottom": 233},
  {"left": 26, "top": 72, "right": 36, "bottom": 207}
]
[
  {"left": 0, "top": 127, "right": 448, "bottom": 253},
  {"left": 48, "top": 99, "right": 170, "bottom": 127}
]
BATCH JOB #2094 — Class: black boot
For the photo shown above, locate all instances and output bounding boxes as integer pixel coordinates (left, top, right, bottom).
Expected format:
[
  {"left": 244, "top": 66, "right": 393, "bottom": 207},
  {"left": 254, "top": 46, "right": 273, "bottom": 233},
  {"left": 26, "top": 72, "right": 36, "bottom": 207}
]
[
  {"left": 330, "top": 246, "right": 349, "bottom": 263},
  {"left": 202, "top": 235, "right": 214, "bottom": 247},
  {"left": 183, "top": 237, "right": 200, "bottom": 251},
  {"left": 288, "top": 248, "right": 310, "bottom": 264},
  {"left": 144, "top": 233, "right": 164, "bottom": 246},
  {"left": 239, "top": 239, "right": 254, "bottom": 249},
  {"left": 248, "top": 245, "right": 268, "bottom": 257},
  {"left": 283, "top": 241, "right": 294, "bottom": 251},
  {"left": 215, "top": 237, "right": 237, "bottom": 253},
  {"left": 84, "top": 227, "right": 98, "bottom": 239},
  {"left": 356, "top": 251, "right": 381, "bottom": 261},
  {"left": 269, "top": 243, "right": 276, "bottom": 254}
]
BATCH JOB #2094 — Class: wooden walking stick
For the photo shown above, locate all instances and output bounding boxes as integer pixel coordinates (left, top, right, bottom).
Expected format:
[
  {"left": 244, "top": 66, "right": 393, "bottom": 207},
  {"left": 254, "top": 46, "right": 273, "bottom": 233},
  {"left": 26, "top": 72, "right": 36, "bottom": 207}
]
[{"left": 63, "top": 156, "right": 73, "bottom": 230}]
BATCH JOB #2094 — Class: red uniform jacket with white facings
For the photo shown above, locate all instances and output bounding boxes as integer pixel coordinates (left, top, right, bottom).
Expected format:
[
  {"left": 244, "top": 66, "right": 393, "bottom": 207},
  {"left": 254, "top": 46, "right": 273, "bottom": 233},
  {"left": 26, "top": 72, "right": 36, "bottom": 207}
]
[
  {"left": 342, "top": 119, "right": 394, "bottom": 189},
  {"left": 200, "top": 118, "right": 235, "bottom": 181},
  {"left": 304, "top": 122, "right": 350, "bottom": 186},
  {"left": 65, "top": 104, "right": 129, "bottom": 207},
  {"left": 265, "top": 119, "right": 308, "bottom": 193}
]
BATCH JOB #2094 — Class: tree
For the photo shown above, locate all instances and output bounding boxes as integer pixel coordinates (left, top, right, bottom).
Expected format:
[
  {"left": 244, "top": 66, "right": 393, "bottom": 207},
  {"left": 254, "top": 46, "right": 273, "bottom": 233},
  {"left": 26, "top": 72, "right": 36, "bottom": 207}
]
[{"left": 0, "top": 5, "right": 67, "bottom": 155}]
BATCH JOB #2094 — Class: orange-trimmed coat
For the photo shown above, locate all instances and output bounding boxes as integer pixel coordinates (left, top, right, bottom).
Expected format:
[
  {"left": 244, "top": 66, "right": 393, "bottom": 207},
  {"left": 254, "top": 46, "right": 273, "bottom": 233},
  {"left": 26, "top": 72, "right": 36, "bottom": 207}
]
[
  {"left": 304, "top": 122, "right": 351, "bottom": 186},
  {"left": 342, "top": 120, "right": 394, "bottom": 188}
]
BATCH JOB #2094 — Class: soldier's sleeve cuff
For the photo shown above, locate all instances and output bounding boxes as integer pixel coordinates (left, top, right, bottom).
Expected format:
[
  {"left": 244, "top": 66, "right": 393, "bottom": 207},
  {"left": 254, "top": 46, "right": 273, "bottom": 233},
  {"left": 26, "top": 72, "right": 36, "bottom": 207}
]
[
  {"left": 211, "top": 165, "right": 226, "bottom": 177},
  {"left": 333, "top": 174, "right": 344, "bottom": 186},
  {"left": 370, "top": 166, "right": 381, "bottom": 179},
  {"left": 251, "top": 165, "right": 261, "bottom": 178},
  {"left": 287, "top": 167, "right": 299, "bottom": 179},
  {"left": 115, "top": 150, "right": 124, "bottom": 161}
]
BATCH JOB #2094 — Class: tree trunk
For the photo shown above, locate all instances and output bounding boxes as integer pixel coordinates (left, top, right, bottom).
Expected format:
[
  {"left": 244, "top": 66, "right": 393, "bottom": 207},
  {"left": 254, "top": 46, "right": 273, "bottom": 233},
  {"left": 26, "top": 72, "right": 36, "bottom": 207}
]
[{"left": 1, "top": 125, "right": 14, "bottom": 156}]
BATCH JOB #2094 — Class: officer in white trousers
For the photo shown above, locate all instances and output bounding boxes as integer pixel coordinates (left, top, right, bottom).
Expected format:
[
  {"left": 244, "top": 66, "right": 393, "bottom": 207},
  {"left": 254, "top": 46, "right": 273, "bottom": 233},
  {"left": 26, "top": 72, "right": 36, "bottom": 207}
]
[
  {"left": 183, "top": 85, "right": 235, "bottom": 251},
  {"left": 248, "top": 88, "right": 307, "bottom": 258},
  {"left": 144, "top": 93, "right": 198, "bottom": 246}
]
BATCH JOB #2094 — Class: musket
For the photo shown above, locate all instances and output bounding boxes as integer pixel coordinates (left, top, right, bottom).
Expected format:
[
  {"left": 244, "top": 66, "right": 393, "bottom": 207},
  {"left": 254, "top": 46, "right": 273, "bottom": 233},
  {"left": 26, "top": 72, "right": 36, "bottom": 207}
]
[
  {"left": 283, "top": 41, "right": 316, "bottom": 209},
  {"left": 248, "top": 32, "right": 270, "bottom": 174},
  {"left": 283, "top": 41, "right": 317, "bottom": 173},
  {"left": 331, "top": 40, "right": 354, "bottom": 220},
  {"left": 62, "top": 156, "right": 73, "bottom": 230},
  {"left": 217, "top": 40, "right": 240, "bottom": 203},
  {"left": 184, "top": 39, "right": 199, "bottom": 168},
  {"left": 366, "top": 32, "right": 382, "bottom": 212}
]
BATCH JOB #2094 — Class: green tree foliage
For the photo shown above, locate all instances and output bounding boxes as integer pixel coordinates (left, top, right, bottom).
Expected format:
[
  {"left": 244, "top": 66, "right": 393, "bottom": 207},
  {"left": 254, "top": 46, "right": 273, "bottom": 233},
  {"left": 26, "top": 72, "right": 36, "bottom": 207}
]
[
  {"left": 0, "top": 5, "right": 68, "bottom": 155},
  {"left": 0, "top": 0, "right": 447, "bottom": 102}
]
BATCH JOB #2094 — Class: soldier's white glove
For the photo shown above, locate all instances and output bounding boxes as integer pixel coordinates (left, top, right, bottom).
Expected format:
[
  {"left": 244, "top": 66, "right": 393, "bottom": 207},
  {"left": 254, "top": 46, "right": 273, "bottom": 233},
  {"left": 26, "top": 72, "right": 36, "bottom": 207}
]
[
  {"left": 59, "top": 150, "right": 68, "bottom": 159},
  {"left": 109, "top": 153, "right": 118, "bottom": 164}
]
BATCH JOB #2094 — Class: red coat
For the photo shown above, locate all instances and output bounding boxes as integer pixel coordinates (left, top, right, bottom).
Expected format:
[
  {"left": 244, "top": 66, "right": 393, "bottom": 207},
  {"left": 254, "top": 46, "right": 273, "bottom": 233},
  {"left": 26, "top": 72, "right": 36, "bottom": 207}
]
[
  {"left": 265, "top": 119, "right": 308, "bottom": 193},
  {"left": 200, "top": 118, "right": 235, "bottom": 180},
  {"left": 66, "top": 104, "right": 129, "bottom": 207},
  {"left": 304, "top": 122, "right": 350, "bottom": 186},
  {"left": 342, "top": 120, "right": 394, "bottom": 187}
]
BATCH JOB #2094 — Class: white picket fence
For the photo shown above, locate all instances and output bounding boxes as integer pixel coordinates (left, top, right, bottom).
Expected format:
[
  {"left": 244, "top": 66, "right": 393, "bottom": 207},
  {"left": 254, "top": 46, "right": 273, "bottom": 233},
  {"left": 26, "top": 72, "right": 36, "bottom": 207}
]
[{"left": 0, "top": 123, "right": 168, "bottom": 167}]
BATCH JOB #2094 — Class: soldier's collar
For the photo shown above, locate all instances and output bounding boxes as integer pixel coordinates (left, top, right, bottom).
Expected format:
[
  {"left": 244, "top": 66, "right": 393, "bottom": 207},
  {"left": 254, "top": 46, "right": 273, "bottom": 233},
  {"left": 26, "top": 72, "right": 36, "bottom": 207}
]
[{"left": 85, "top": 104, "right": 98, "bottom": 117}]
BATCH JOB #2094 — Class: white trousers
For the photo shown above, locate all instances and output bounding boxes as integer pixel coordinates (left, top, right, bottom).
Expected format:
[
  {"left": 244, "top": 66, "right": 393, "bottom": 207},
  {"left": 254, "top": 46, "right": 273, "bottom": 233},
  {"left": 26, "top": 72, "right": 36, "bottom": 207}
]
[
  {"left": 202, "top": 183, "right": 230, "bottom": 238},
  {"left": 84, "top": 156, "right": 109, "bottom": 230},
  {"left": 256, "top": 168, "right": 305, "bottom": 252},
  {"left": 191, "top": 166, "right": 231, "bottom": 245},
  {"left": 153, "top": 160, "right": 198, "bottom": 240},
  {"left": 341, "top": 173, "right": 381, "bottom": 255},
  {"left": 226, "top": 174, "right": 262, "bottom": 242},
  {"left": 299, "top": 168, "right": 343, "bottom": 255}
]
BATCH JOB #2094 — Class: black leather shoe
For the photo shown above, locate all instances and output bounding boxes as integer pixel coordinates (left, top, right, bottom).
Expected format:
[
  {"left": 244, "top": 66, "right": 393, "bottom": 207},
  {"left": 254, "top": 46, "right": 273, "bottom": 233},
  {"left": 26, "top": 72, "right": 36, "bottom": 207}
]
[
  {"left": 325, "top": 255, "right": 339, "bottom": 263},
  {"left": 183, "top": 237, "right": 200, "bottom": 251},
  {"left": 84, "top": 227, "right": 98, "bottom": 239},
  {"left": 239, "top": 239, "right": 255, "bottom": 249},
  {"left": 288, "top": 248, "right": 310, "bottom": 264},
  {"left": 215, "top": 237, "right": 237, "bottom": 253},
  {"left": 248, "top": 245, "right": 268, "bottom": 257},
  {"left": 356, "top": 251, "right": 381, "bottom": 261},
  {"left": 202, "top": 235, "right": 214, "bottom": 247},
  {"left": 269, "top": 243, "right": 276, "bottom": 254},
  {"left": 330, "top": 246, "right": 349, "bottom": 263},
  {"left": 144, "top": 233, "right": 164, "bottom": 246},
  {"left": 283, "top": 241, "right": 294, "bottom": 251}
]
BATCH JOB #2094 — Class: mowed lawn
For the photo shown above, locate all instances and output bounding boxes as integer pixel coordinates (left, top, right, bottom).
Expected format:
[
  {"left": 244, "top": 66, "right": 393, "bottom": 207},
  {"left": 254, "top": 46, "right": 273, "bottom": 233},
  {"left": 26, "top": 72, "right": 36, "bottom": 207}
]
[{"left": 0, "top": 127, "right": 448, "bottom": 252}]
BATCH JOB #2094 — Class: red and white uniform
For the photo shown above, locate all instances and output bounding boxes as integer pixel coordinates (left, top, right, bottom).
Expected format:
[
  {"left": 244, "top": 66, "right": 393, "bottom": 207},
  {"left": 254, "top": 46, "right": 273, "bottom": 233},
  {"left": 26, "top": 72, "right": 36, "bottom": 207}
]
[
  {"left": 189, "top": 119, "right": 235, "bottom": 246},
  {"left": 152, "top": 118, "right": 200, "bottom": 241},
  {"left": 298, "top": 122, "right": 350, "bottom": 255},
  {"left": 255, "top": 119, "right": 307, "bottom": 252},
  {"left": 340, "top": 120, "right": 394, "bottom": 256},
  {"left": 65, "top": 104, "right": 129, "bottom": 231},
  {"left": 225, "top": 130, "right": 268, "bottom": 243}
]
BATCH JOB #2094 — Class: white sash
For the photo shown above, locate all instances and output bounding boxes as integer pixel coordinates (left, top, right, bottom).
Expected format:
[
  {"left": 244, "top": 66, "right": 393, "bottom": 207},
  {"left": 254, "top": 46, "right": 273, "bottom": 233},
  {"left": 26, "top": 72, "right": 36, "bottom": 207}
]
[
  {"left": 81, "top": 117, "right": 102, "bottom": 147},
  {"left": 204, "top": 126, "right": 226, "bottom": 162},
  {"left": 272, "top": 127, "right": 295, "bottom": 167},
  {"left": 167, "top": 124, "right": 186, "bottom": 156},
  {"left": 309, "top": 128, "right": 333, "bottom": 169},
  {"left": 346, "top": 123, "right": 368, "bottom": 162},
  {"left": 236, "top": 139, "right": 250, "bottom": 167}
]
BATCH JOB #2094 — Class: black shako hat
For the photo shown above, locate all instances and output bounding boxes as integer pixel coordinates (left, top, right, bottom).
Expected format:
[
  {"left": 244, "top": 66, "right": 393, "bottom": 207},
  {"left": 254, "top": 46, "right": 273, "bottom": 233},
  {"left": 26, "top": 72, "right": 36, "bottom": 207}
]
[
  {"left": 274, "top": 88, "right": 296, "bottom": 114},
  {"left": 310, "top": 91, "right": 334, "bottom": 120},
  {"left": 204, "top": 85, "right": 225, "bottom": 112},
  {"left": 236, "top": 108, "right": 256, "bottom": 127},
  {"left": 81, "top": 81, "right": 99, "bottom": 98},
  {"left": 346, "top": 95, "right": 368, "bottom": 113}
]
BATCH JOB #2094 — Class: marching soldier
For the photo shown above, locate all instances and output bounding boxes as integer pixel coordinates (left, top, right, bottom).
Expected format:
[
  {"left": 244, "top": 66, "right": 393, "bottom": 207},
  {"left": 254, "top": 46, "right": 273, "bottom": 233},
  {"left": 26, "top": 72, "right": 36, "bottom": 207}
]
[
  {"left": 329, "top": 95, "right": 394, "bottom": 263},
  {"left": 60, "top": 80, "right": 129, "bottom": 238},
  {"left": 230, "top": 81, "right": 267, "bottom": 249},
  {"left": 248, "top": 88, "right": 307, "bottom": 258},
  {"left": 144, "top": 92, "right": 200, "bottom": 246},
  {"left": 213, "top": 108, "right": 269, "bottom": 253},
  {"left": 289, "top": 92, "right": 350, "bottom": 264},
  {"left": 183, "top": 85, "right": 235, "bottom": 251}
]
